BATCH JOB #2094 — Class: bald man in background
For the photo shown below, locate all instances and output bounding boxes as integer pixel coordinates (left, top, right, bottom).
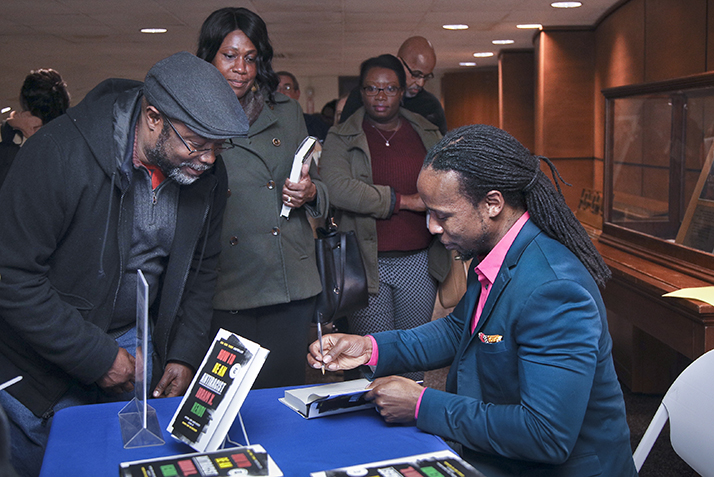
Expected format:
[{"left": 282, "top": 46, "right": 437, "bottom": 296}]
[{"left": 338, "top": 36, "right": 447, "bottom": 134}]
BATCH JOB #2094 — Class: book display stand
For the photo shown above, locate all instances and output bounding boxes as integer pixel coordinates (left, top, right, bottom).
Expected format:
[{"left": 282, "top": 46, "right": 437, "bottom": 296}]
[
  {"left": 167, "top": 329, "right": 269, "bottom": 453},
  {"left": 118, "top": 270, "right": 165, "bottom": 449}
]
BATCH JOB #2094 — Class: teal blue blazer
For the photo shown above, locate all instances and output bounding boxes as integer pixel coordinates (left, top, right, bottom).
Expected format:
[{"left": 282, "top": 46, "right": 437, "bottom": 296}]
[{"left": 370, "top": 221, "right": 637, "bottom": 477}]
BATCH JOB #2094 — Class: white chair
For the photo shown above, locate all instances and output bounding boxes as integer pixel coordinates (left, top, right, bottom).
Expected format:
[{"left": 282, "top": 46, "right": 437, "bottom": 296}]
[{"left": 632, "top": 348, "right": 714, "bottom": 475}]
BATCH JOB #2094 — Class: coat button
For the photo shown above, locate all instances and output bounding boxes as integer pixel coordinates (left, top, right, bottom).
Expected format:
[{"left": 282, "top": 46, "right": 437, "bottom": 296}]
[
  {"left": 229, "top": 236, "right": 239, "bottom": 245},
  {"left": 272, "top": 227, "right": 280, "bottom": 236},
  {"left": 267, "top": 180, "right": 275, "bottom": 189},
  {"left": 272, "top": 138, "right": 281, "bottom": 147}
]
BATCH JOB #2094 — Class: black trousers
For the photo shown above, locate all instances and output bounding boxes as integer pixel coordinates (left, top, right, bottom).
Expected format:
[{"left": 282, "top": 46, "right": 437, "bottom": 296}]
[{"left": 212, "top": 296, "right": 316, "bottom": 389}]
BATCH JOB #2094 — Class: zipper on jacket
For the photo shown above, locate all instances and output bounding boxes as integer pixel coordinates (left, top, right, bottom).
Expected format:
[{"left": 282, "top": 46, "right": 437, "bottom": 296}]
[
  {"left": 41, "top": 409, "right": 55, "bottom": 425},
  {"left": 161, "top": 181, "right": 215, "bottom": 360}
]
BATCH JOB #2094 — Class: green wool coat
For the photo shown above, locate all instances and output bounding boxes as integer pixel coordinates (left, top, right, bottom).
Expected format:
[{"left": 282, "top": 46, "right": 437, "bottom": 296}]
[{"left": 213, "top": 93, "right": 329, "bottom": 311}]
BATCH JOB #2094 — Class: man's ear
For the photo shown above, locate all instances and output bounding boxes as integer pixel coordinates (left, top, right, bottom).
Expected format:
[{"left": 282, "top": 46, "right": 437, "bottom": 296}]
[
  {"left": 144, "top": 105, "right": 163, "bottom": 132},
  {"left": 484, "top": 190, "right": 504, "bottom": 218}
]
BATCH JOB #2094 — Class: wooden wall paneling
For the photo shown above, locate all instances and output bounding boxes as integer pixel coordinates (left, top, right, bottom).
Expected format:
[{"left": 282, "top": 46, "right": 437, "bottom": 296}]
[
  {"left": 594, "top": 0, "right": 646, "bottom": 170},
  {"left": 441, "top": 68, "right": 499, "bottom": 130},
  {"left": 709, "top": 0, "right": 714, "bottom": 70},
  {"left": 534, "top": 29, "right": 596, "bottom": 210},
  {"left": 535, "top": 34, "right": 544, "bottom": 155},
  {"left": 644, "top": 0, "right": 707, "bottom": 82},
  {"left": 498, "top": 50, "right": 535, "bottom": 151},
  {"left": 535, "top": 29, "right": 595, "bottom": 159},
  {"left": 547, "top": 158, "right": 595, "bottom": 210}
]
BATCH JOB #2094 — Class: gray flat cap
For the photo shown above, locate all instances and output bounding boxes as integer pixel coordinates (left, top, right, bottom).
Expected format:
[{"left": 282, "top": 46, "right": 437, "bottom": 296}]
[{"left": 144, "top": 51, "right": 249, "bottom": 140}]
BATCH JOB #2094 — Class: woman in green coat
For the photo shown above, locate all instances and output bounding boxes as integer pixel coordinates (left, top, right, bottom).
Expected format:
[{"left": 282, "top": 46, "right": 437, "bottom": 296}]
[{"left": 197, "top": 7, "right": 328, "bottom": 388}]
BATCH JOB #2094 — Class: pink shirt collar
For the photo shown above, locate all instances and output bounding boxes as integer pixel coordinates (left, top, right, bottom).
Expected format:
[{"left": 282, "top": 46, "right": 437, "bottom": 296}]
[
  {"left": 474, "top": 211, "right": 530, "bottom": 284},
  {"left": 471, "top": 211, "right": 530, "bottom": 334}
]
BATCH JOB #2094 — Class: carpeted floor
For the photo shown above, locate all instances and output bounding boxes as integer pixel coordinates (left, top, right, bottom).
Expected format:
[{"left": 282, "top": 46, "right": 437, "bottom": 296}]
[{"left": 306, "top": 322, "right": 699, "bottom": 476}]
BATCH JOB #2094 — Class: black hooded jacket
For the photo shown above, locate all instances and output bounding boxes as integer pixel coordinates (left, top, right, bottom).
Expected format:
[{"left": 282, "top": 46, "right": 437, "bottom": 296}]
[{"left": 0, "top": 78, "right": 228, "bottom": 417}]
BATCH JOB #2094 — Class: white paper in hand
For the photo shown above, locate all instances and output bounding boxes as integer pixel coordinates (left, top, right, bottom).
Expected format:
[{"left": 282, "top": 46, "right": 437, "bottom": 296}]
[{"left": 281, "top": 136, "right": 321, "bottom": 218}]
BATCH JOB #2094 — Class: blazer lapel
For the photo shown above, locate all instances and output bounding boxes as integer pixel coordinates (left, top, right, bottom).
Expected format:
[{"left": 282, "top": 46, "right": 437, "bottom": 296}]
[{"left": 468, "top": 220, "right": 542, "bottom": 338}]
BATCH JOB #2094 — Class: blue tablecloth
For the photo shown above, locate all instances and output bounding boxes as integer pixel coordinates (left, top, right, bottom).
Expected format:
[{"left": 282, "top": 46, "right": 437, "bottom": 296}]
[{"left": 39, "top": 386, "right": 453, "bottom": 476}]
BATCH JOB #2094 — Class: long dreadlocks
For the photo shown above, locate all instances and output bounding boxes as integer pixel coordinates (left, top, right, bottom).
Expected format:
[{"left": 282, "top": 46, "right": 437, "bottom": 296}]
[{"left": 424, "top": 124, "right": 611, "bottom": 287}]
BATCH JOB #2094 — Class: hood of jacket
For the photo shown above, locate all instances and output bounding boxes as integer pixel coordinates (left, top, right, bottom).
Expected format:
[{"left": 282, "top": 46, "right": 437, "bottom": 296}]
[{"left": 65, "top": 78, "right": 143, "bottom": 186}]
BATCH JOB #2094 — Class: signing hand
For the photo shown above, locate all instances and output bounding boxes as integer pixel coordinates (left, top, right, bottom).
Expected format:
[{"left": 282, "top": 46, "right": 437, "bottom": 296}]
[
  {"left": 366, "top": 375, "right": 424, "bottom": 424},
  {"left": 283, "top": 162, "right": 317, "bottom": 208},
  {"left": 152, "top": 362, "right": 194, "bottom": 398},
  {"left": 97, "top": 347, "right": 135, "bottom": 394},
  {"left": 307, "top": 333, "right": 373, "bottom": 372}
]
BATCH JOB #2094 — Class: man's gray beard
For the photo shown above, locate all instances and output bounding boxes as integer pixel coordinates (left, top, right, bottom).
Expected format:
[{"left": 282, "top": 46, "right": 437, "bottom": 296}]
[
  {"left": 168, "top": 169, "right": 197, "bottom": 185},
  {"left": 167, "top": 163, "right": 211, "bottom": 185},
  {"left": 145, "top": 131, "right": 212, "bottom": 185}
]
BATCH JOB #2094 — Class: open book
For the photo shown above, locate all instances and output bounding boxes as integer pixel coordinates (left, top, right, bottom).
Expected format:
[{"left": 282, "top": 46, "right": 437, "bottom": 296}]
[
  {"left": 279, "top": 378, "right": 374, "bottom": 419},
  {"left": 310, "top": 450, "right": 485, "bottom": 477},
  {"left": 280, "top": 136, "right": 321, "bottom": 218},
  {"left": 119, "top": 444, "right": 283, "bottom": 477},
  {"left": 166, "top": 329, "right": 269, "bottom": 452}
]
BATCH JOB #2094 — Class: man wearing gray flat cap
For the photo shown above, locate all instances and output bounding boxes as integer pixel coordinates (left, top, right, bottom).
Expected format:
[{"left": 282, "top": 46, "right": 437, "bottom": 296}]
[{"left": 0, "top": 51, "right": 248, "bottom": 477}]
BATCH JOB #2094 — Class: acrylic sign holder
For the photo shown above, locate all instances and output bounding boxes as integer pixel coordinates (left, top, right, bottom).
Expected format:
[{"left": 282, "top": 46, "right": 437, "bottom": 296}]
[{"left": 118, "top": 270, "right": 165, "bottom": 448}]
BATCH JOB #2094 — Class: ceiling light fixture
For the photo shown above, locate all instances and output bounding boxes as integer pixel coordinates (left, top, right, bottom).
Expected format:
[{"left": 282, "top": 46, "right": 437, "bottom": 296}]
[
  {"left": 1, "top": 107, "right": 11, "bottom": 114},
  {"left": 459, "top": 62, "right": 477, "bottom": 66},
  {"left": 492, "top": 39, "right": 515, "bottom": 45},
  {"left": 517, "top": 24, "right": 543, "bottom": 29},
  {"left": 443, "top": 24, "right": 469, "bottom": 30},
  {"left": 473, "top": 52, "right": 494, "bottom": 58},
  {"left": 551, "top": 1, "right": 583, "bottom": 8},
  {"left": 140, "top": 28, "right": 167, "bottom": 34}
]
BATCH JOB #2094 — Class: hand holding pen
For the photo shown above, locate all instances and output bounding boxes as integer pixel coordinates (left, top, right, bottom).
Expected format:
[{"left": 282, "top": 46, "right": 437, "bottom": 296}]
[{"left": 307, "top": 333, "right": 373, "bottom": 372}]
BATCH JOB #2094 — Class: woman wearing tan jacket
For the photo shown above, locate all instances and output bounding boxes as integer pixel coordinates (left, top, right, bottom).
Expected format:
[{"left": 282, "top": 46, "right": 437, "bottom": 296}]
[{"left": 320, "top": 55, "right": 449, "bottom": 379}]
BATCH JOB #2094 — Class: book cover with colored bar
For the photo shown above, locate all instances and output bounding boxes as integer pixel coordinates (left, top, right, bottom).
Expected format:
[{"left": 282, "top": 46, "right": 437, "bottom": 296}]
[
  {"left": 166, "top": 329, "right": 269, "bottom": 453},
  {"left": 119, "top": 444, "right": 282, "bottom": 476},
  {"left": 309, "top": 450, "right": 485, "bottom": 477}
]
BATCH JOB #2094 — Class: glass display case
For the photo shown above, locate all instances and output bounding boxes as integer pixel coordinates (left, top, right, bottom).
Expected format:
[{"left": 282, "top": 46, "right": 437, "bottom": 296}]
[
  {"left": 600, "top": 73, "right": 714, "bottom": 394},
  {"left": 602, "top": 72, "right": 714, "bottom": 277}
]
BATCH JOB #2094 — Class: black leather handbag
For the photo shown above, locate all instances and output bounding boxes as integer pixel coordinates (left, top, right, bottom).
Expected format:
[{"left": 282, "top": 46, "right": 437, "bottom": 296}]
[{"left": 313, "top": 218, "right": 369, "bottom": 324}]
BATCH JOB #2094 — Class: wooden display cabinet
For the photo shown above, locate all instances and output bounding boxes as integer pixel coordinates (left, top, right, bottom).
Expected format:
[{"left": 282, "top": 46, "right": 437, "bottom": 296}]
[{"left": 600, "top": 72, "right": 714, "bottom": 393}]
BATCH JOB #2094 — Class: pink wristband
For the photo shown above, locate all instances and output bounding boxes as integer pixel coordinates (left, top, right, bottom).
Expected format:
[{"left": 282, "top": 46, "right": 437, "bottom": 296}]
[
  {"left": 415, "top": 387, "right": 427, "bottom": 420},
  {"left": 366, "top": 335, "right": 379, "bottom": 366}
]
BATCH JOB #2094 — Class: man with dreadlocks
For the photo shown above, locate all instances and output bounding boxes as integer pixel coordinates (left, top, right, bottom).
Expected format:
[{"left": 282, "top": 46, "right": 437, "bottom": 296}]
[{"left": 308, "top": 125, "right": 637, "bottom": 476}]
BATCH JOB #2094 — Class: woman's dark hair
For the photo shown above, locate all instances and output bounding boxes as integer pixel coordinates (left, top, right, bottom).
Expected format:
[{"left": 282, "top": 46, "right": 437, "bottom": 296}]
[
  {"left": 20, "top": 69, "right": 70, "bottom": 125},
  {"left": 359, "top": 54, "right": 406, "bottom": 90},
  {"left": 424, "top": 124, "right": 611, "bottom": 287},
  {"left": 197, "top": 7, "right": 279, "bottom": 102}
]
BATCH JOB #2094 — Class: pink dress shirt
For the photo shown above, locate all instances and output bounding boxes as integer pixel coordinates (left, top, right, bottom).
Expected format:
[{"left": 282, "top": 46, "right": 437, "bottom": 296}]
[{"left": 471, "top": 211, "right": 530, "bottom": 333}]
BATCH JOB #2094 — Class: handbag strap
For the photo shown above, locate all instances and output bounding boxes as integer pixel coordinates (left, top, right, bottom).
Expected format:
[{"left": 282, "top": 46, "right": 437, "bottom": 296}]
[{"left": 336, "top": 232, "right": 348, "bottom": 312}]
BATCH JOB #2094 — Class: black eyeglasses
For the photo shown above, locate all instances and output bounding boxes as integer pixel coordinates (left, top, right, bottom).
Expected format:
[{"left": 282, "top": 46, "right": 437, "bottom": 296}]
[
  {"left": 163, "top": 115, "right": 235, "bottom": 156},
  {"left": 399, "top": 57, "right": 434, "bottom": 81},
  {"left": 362, "top": 85, "right": 402, "bottom": 97}
]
